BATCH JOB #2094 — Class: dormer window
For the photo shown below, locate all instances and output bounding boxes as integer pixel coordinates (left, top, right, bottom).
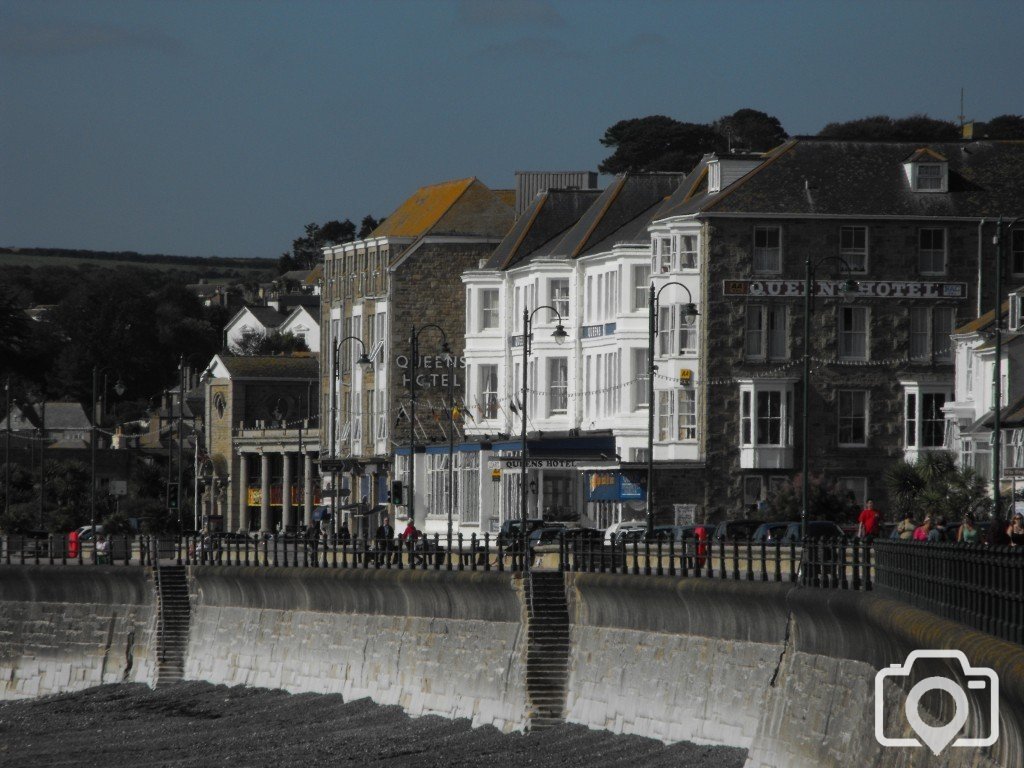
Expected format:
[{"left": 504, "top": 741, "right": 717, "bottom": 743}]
[
  {"left": 1010, "top": 290, "right": 1024, "bottom": 332},
  {"left": 708, "top": 161, "right": 721, "bottom": 193},
  {"left": 917, "top": 164, "right": 943, "bottom": 190},
  {"left": 903, "top": 149, "right": 948, "bottom": 193}
]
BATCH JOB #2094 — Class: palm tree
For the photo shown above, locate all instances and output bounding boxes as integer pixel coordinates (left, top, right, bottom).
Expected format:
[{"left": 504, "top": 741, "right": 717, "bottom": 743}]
[{"left": 884, "top": 452, "right": 992, "bottom": 523}]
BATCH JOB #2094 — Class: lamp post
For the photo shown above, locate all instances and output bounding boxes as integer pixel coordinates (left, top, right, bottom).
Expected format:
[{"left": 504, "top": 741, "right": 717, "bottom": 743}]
[
  {"left": 4, "top": 377, "right": 10, "bottom": 521},
  {"left": 801, "top": 256, "right": 858, "bottom": 541},
  {"left": 335, "top": 335, "right": 373, "bottom": 530},
  {"left": 519, "top": 306, "right": 569, "bottom": 559},
  {"left": 993, "top": 217, "right": 1021, "bottom": 520},
  {"left": 646, "top": 282, "right": 699, "bottom": 539},
  {"left": 408, "top": 325, "right": 451, "bottom": 529},
  {"left": 445, "top": 348, "right": 456, "bottom": 549},
  {"left": 91, "top": 365, "right": 125, "bottom": 537}
]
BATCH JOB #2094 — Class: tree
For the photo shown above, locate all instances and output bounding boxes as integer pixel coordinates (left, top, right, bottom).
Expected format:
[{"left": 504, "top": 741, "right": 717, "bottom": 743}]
[
  {"left": 764, "top": 472, "right": 858, "bottom": 523},
  {"left": 358, "top": 215, "right": 381, "bottom": 238},
  {"left": 884, "top": 452, "right": 992, "bottom": 523},
  {"left": 234, "top": 329, "right": 309, "bottom": 356},
  {"left": 320, "top": 219, "right": 357, "bottom": 245},
  {"left": 0, "top": 287, "right": 30, "bottom": 378},
  {"left": 712, "top": 108, "right": 788, "bottom": 152},
  {"left": 598, "top": 115, "right": 725, "bottom": 174},
  {"left": 817, "top": 114, "right": 959, "bottom": 141},
  {"left": 974, "top": 114, "right": 1024, "bottom": 139}
]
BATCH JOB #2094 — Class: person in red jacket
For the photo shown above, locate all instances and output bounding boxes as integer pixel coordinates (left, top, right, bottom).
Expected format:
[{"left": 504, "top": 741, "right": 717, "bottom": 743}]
[
  {"left": 857, "top": 499, "right": 881, "bottom": 540},
  {"left": 67, "top": 529, "right": 79, "bottom": 559}
]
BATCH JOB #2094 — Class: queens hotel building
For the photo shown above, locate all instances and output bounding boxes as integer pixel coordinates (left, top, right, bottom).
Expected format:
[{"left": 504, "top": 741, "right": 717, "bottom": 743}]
[{"left": 457, "top": 140, "right": 1024, "bottom": 531}]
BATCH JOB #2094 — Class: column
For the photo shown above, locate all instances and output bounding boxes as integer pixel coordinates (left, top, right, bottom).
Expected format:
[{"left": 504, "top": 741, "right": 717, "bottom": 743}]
[
  {"left": 260, "top": 452, "right": 272, "bottom": 533},
  {"left": 238, "top": 453, "right": 250, "bottom": 532},
  {"left": 282, "top": 451, "right": 293, "bottom": 531},
  {"left": 303, "top": 452, "right": 314, "bottom": 527}
]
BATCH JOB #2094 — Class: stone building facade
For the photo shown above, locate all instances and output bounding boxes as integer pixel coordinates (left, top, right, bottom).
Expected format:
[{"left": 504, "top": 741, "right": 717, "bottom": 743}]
[
  {"left": 204, "top": 354, "right": 320, "bottom": 532},
  {"left": 655, "top": 139, "right": 1024, "bottom": 518},
  {"left": 319, "top": 178, "right": 514, "bottom": 533}
]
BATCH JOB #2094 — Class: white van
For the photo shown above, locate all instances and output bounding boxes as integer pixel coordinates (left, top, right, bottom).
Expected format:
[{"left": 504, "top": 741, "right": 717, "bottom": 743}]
[{"left": 603, "top": 519, "right": 647, "bottom": 546}]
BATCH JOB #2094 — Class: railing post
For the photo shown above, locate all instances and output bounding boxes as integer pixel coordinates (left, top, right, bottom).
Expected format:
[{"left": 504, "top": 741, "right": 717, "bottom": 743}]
[
  {"left": 759, "top": 540, "right": 767, "bottom": 582},
  {"left": 731, "top": 540, "right": 740, "bottom": 581},
  {"left": 851, "top": 538, "right": 861, "bottom": 590},
  {"left": 745, "top": 540, "right": 754, "bottom": 581},
  {"left": 668, "top": 536, "right": 676, "bottom": 578},
  {"left": 484, "top": 533, "right": 491, "bottom": 572},
  {"left": 458, "top": 533, "right": 465, "bottom": 572},
  {"left": 788, "top": 540, "right": 797, "bottom": 583},
  {"left": 497, "top": 535, "right": 504, "bottom": 572}
]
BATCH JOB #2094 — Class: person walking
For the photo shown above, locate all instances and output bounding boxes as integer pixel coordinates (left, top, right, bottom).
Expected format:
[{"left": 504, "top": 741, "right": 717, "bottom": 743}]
[
  {"left": 856, "top": 499, "right": 881, "bottom": 540},
  {"left": 375, "top": 515, "right": 395, "bottom": 564}
]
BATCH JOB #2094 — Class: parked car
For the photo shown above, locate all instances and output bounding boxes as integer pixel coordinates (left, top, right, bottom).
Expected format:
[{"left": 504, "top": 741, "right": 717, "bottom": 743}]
[
  {"left": 528, "top": 525, "right": 567, "bottom": 547},
  {"left": 752, "top": 522, "right": 794, "bottom": 543},
  {"left": 603, "top": 520, "right": 647, "bottom": 545},
  {"left": 712, "top": 520, "right": 766, "bottom": 542},
  {"left": 562, "top": 527, "right": 603, "bottom": 543},
  {"left": 781, "top": 521, "right": 845, "bottom": 543},
  {"left": 497, "top": 518, "right": 546, "bottom": 548}
]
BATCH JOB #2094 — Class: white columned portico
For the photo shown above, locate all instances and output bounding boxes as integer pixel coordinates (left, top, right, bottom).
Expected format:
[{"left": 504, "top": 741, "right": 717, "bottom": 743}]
[
  {"left": 282, "top": 452, "right": 293, "bottom": 530},
  {"left": 303, "top": 452, "right": 314, "bottom": 527},
  {"left": 260, "top": 452, "right": 272, "bottom": 533},
  {"left": 238, "top": 452, "right": 250, "bottom": 532}
]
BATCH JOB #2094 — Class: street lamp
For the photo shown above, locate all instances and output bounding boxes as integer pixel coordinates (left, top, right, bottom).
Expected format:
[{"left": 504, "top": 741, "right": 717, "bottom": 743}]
[
  {"left": 993, "top": 217, "right": 1021, "bottom": 521},
  {"left": 334, "top": 335, "right": 373, "bottom": 531},
  {"left": 646, "top": 282, "right": 699, "bottom": 539},
  {"left": 801, "top": 256, "right": 858, "bottom": 541},
  {"left": 408, "top": 325, "right": 450, "bottom": 529},
  {"left": 519, "top": 305, "right": 569, "bottom": 561},
  {"left": 91, "top": 365, "right": 125, "bottom": 538}
]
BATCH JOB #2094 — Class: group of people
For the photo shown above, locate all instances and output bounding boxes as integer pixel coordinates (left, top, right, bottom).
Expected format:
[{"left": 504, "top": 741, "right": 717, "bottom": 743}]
[{"left": 861, "top": 497, "right": 1024, "bottom": 547}]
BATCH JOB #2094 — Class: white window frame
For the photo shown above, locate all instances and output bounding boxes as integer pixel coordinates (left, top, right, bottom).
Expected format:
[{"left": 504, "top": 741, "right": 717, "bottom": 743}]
[
  {"left": 656, "top": 388, "right": 698, "bottom": 443},
  {"left": 678, "top": 234, "right": 698, "bottom": 270},
  {"left": 837, "top": 390, "right": 868, "bottom": 447},
  {"left": 753, "top": 226, "right": 782, "bottom": 274},
  {"left": 745, "top": 305, "right": 787, "bottom": 361},
  {"left": 838, "top": 306, "right": 869, "bottom": 361},
  {"left": 839, "top": 225, "right": 868, "bottom": 273},
  {"left": 480, "top": 365, "right": 498, "bottom": 420},
  {"left": 632, "top": 265, "right": 651, "bottom": 311},
  {"left": 915, "top": 163, "right": 944, "bottom": 192},
  {"left": 905, "top": 387, "right": 951, "bottom": 450},
  {"left": 632, "top": 347, "right": 649, "bottom": 411},
  {"left": 549, "top": 279, "right": 569, "bottom": 323},
  {"left": 658, "top": 305, "right": 698, "bottom": 357},
  {"left": 909, "top": 306, "right": 955, "bottom": 363},
  {"left": 653, "top": 236, "right": 672, "bottom": 274},
  {"left": 458, "top": 452, "right": 480, "bottom": 525},
  {"left": 480, "top": 289, "right": 499, "bottom": 330},
  {"left": 739, "top": 382, "right": 794, "bottom": 448},
  {"left": 918, "top": 228, "right": 947, "bottom": 275},
  {"left": 548, "top": 357, "right": 568, "bottom": 415},
  {"left": 1013, "top": 230, "right": 1024, "bottom": 276}
]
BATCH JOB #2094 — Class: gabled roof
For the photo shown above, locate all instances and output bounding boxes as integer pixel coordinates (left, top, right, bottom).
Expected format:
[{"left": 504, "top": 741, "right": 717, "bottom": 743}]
[
  {"left": 0, "top": 401, "right": 92, "bottom": 431},
  {"left": 904, "top": 147, "right": 948, "bottom": 163},
  {"left": 954, "top": 301, "right": 1009, "bottom": 335},
  {"left": 277, "top": 269, "right": 313, "bottom": 283},
  {"left": 226, "top": 305, "right": 285, "bottom": 332},
  {"left": 210, "top": 354, "right": 319, "bottom": 380},
  {"left": 689, "top": 140, "right": 1024, "bottom": 218},
  {"left": 371, "top": 178, "right": 514, "bottom": 241},
  {"left": 485, "top": 188, "right": 602, "bottom": 270},
  {"left": 548, "top": 173, "right": 685, "bottom": 260},
  {"left": 280, "top": 305, "right": 320, "bottom": 330}
]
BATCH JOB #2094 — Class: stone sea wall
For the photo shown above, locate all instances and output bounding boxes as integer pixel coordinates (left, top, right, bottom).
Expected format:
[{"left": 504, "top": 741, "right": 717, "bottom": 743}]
[
  {"left": 2, "top": 564, "right": 1024, "bottom": 767},
  {"left": 0, "top": 566, "right": 156, "bottom": 699},
  {"left": 184, "top": 567, "right": 530, "bottom": 732}
]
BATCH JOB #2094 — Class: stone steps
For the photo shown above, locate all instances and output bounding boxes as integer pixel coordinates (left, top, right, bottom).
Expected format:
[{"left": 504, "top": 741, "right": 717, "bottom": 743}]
[
  {"left": 154, "top": 565, "right": 190, "bottom": 687},
  {"left": 523, "top": 571, "right": 570, "bottom": 731}
]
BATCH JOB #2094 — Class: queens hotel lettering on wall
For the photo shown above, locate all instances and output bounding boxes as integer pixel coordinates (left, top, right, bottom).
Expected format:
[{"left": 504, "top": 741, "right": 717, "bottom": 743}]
[
  {"left": 723, "top": 280, "right": 968, "bottom": 299},
  {"left": 396, "top": 354, "right": 466, "bottom": 388}
]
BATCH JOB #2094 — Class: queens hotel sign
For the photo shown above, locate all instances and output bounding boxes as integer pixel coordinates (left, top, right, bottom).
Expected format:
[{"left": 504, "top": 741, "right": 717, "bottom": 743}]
[
  {"left": 723, "top": 280, "right": 968, "bottom": 299},
  {"left": 396, "top": 354, "right": 466, "bottom": 388}
]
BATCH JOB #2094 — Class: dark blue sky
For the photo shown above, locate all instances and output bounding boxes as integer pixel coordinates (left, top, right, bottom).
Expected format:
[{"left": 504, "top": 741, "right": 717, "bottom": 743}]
[{"left": 2, "top": 0, "right": 1022, "bottom": 260}]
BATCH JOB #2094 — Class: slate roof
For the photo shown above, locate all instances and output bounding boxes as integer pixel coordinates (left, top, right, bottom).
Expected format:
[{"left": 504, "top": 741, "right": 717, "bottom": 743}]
[
  {"left": 371, "top": 178, "right": 514, "bottom": 242},
  {"left": 549, "top": 173, "right": 685, "bottom": 259},
  {"left": 485, "top": 189, "right": 602, "bottom": 270},
  {"left": 217, "top": 355, "right": 320, "bottom": 380},
  {"left": 954, "top": 301, "right": 1009, "bottom": 335},
  {"left": 696, "top": 139, "right": 1024, "bottom": 218},
  {"left": 277, "top": 269, "right": 313, "bottom": 283},
  {"left": 240, "top": 306, "right": 285, "bottom": 329},
  {"left": 0, "top": 401, "right": 93, "bottom": 431}
]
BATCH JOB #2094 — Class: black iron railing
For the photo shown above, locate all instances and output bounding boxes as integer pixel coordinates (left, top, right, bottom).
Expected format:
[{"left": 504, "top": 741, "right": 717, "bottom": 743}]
[
  {"left": 2, "top": 532, "right": 1022, "bottom": 643},
  {"left": 873, "top": 540, "right": 1024, "bottom": 646}
]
